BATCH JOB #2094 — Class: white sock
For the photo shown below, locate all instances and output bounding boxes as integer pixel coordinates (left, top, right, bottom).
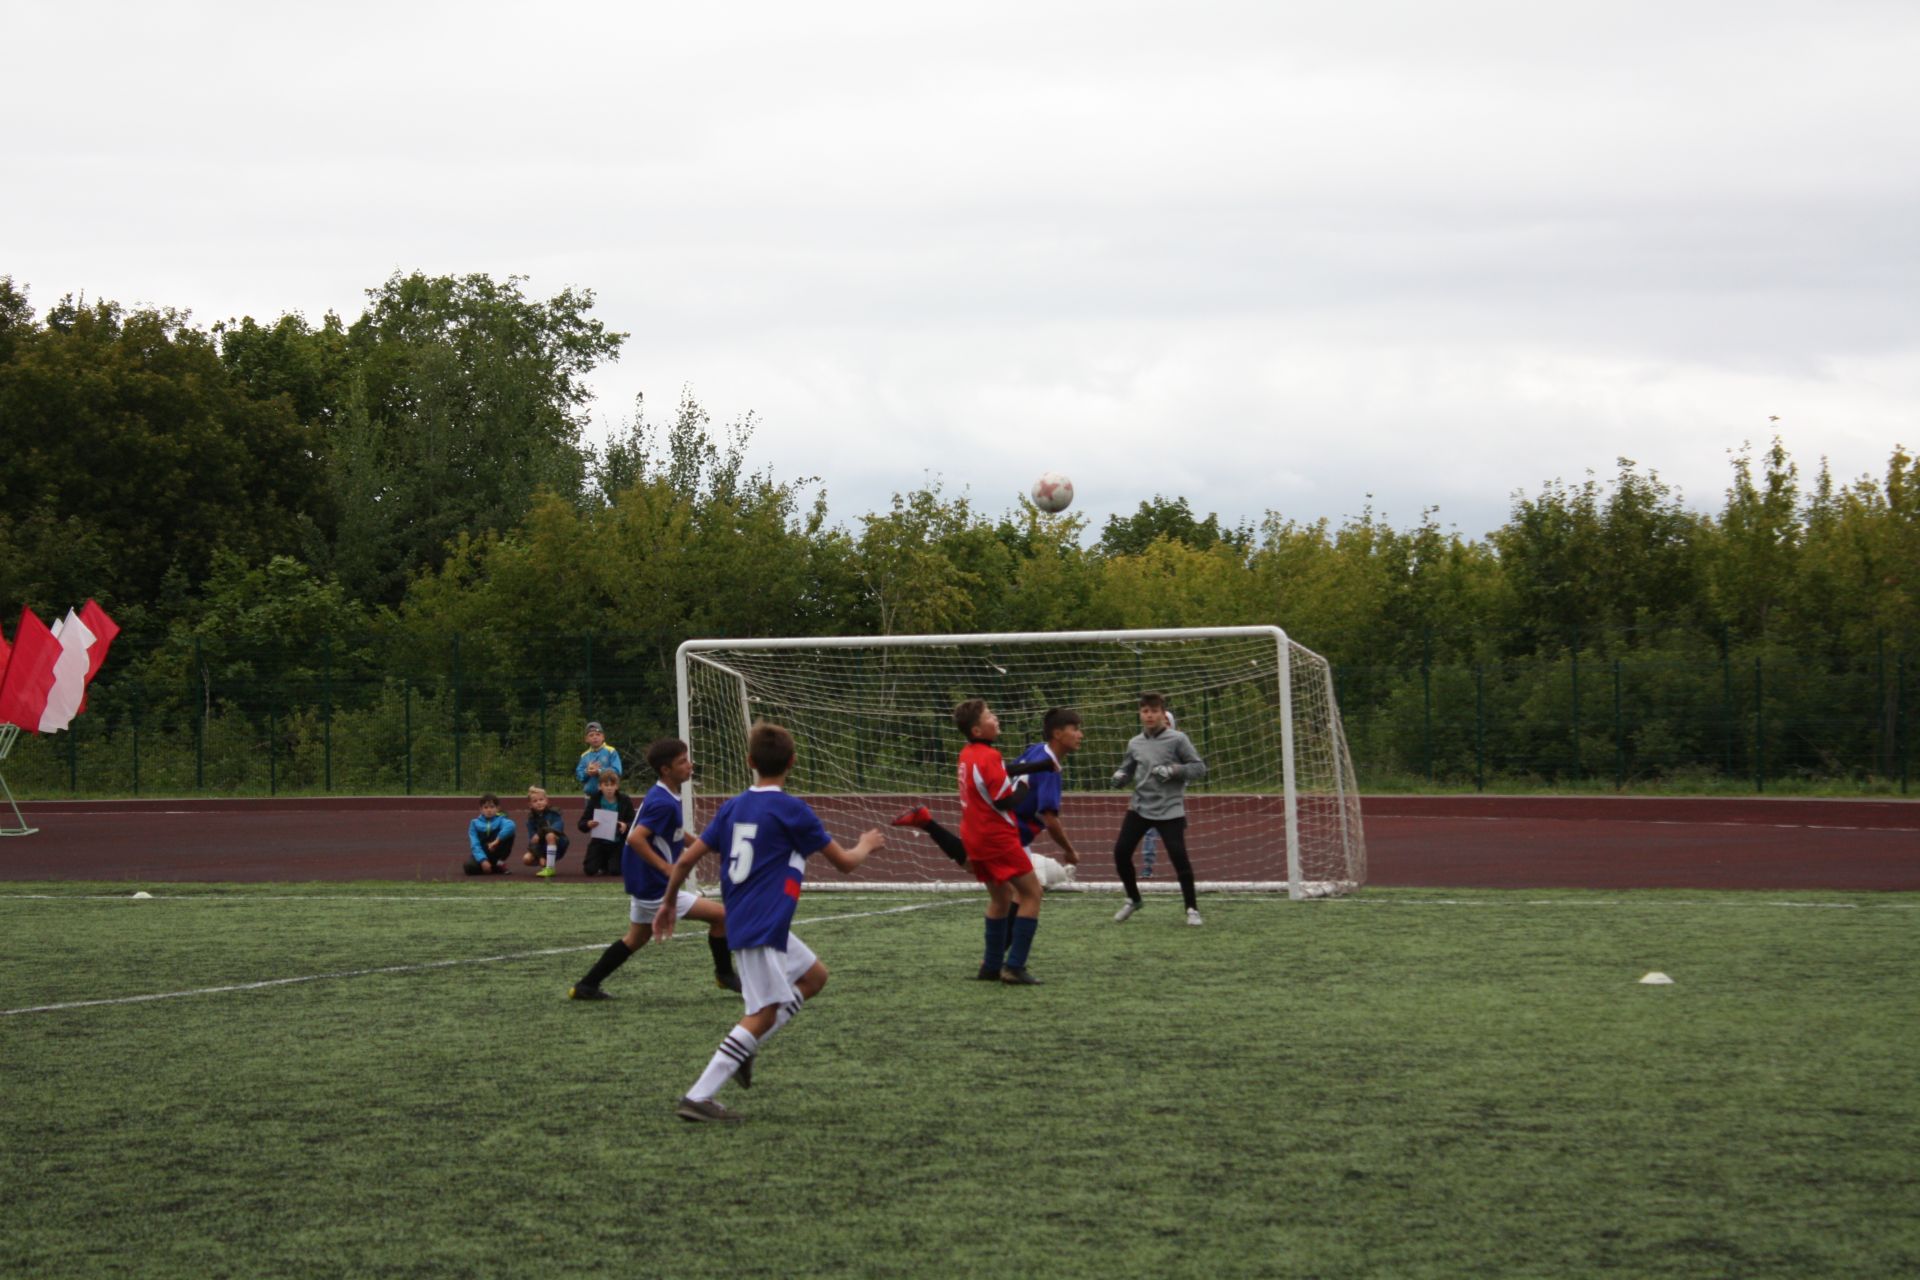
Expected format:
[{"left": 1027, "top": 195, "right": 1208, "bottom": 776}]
[
  {"left": 687, "top": 1027, "right": 759, "bottom": 1101},
  {"left": 545, "top": 850, "right": 556, "bottom": 867},
  {"left": 767, "top": 995, "right": 804, "bottom": 1041}
]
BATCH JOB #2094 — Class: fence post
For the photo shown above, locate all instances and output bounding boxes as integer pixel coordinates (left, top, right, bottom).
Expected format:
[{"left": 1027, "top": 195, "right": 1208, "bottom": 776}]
[
  {"left": 1421, "top": 629, "right": 1434, "bottom": 784},
  {"left": 193, "top": 636, "right": 204, "bottom": 792},
  {"left": 539, "top": 689, "right": 548, "bottom": 791},
  {"left": 1613, "top": 658, "right": 1625, "bottom": 790},
  {"left": 1570, "top": 627, "right": 1581, "bottom": 783},
  {"left": 585, "top": 633, "right": 596, "bottom": 723},
  {"left": 269, "top": 703, "right": 277, "bottom": 797},
  {"left": 323, "top": 634, "right": 334, "bottom": 793},
  {"left": 452, "top": 632, "right": 463, "bottom": 791},
  {"left": 1876, "top": 633, "right": 1888, "bottom": 778},
  {"left": 1473, "top": 663, "right": 1486, "bottom": 792},
  {"left": 404, "top": 677, "right": 413, "bottom": 797},
  {"left": 67, "top": 717, "right": 78, "bottom": 793},
  {"left": 1720, "top": 625, "right": 1734, "bottom": 776},
  {"left": 1899, "top": 653, "right": 1908, "bottom": 795},
  {"left": 132, "top": 679, "right": 142, "bottom": 797},
  {"left": 1753, "top": 657, "right": 1765, "bottom": 793}
]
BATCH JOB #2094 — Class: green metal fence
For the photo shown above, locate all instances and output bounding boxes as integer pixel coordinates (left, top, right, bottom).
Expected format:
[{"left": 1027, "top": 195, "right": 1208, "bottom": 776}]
[{"left": 1, "top": 630, "right": 1910, "bottom": 797}]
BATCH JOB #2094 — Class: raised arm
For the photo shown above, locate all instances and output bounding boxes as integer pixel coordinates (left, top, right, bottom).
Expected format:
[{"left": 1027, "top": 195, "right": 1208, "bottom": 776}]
[{"left": 819, "top": 829, "right": 886, "bottom": 875}]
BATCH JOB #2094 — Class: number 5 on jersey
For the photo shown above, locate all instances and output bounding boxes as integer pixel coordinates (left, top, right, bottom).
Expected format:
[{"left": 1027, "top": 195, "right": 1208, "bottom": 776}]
[{"left": 727, "top": 823, "right": 759, "bottom": 884}]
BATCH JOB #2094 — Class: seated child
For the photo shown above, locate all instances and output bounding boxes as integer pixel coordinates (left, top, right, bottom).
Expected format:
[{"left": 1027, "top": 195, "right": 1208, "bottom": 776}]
[
  {"left": 520, "top": 786, "right": 571, "bottom": 877},
  {"left": 463, "top": 794, "right": 516, "bottom": 875}
]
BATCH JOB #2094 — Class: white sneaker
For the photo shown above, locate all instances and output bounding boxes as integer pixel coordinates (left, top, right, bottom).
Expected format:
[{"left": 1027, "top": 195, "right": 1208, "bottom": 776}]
[
  {"left": 1186, "top": 908, "right": 1204, "bottom": 926},
  {"left": 1113, "top": 899, "right": 1141, "bottom": 923}
]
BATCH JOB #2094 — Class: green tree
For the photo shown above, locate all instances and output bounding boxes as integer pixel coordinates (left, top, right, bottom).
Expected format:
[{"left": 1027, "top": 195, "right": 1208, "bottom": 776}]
[
  {"left": 1097, "top": 495, "right": 1252, "bottom": 559},
  {"left": 0, "top": 292, "right": 325, "bottom": 624},
  {"left": 335, "top": 271, "right": 627, "bottom": 601}
]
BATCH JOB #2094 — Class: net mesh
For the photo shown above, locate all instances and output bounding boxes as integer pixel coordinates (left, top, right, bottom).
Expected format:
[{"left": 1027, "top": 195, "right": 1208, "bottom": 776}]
[{"left": 681, "top": 629, "right": 1365, "bottom": 896}]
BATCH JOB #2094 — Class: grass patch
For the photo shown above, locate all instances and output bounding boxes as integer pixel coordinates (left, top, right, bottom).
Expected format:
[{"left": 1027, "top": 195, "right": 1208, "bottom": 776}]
[{"left": 2, "top": 885, "right": 1916, "bottom": 1278}]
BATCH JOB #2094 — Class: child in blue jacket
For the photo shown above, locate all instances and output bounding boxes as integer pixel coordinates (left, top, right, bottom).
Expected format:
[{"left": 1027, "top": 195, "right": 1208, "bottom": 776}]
[{"left": 464, "top": 795, "right": 517, "bottom": 875}]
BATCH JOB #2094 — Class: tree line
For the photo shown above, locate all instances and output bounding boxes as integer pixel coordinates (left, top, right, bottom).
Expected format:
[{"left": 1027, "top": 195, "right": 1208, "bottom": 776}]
[{"left": 1, "top": 271, "right": 1914, "bottom": 794}]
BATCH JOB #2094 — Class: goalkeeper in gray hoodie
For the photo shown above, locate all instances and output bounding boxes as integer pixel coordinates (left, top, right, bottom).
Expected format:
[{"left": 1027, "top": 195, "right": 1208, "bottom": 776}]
[{"left": 1110, "top": 693, "right": 1208, "bottom": 925}]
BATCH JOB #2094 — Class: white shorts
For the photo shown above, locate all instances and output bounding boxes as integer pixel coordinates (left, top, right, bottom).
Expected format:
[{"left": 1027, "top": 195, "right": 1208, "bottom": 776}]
[
  {"left": 630, "top": 889, "right": 702, "bottom": 925},
  {"left": 734, "top": 935, "right": 819, "bottom": 1013}
]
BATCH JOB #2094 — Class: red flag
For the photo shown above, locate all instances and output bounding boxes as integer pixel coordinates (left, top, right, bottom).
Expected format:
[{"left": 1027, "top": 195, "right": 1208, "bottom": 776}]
[
  {"left": 79, "top": 599, "right": 118, "bottom": 684},
  {"left": 0, "top": 608, "right": 60, "bottom": 731},
  {"left": 77, "top": 599, "right": 119, "bottom": 714}
]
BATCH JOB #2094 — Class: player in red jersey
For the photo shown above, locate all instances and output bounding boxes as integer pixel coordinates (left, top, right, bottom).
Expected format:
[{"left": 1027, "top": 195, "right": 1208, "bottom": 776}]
[{"left": 952, "top": 698, "right": 1055, "bottom": 985}]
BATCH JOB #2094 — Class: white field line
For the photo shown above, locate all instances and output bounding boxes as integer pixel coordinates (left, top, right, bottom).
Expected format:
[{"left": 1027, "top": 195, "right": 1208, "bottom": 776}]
[
  {"left": 1372, "top": 814, "right": 1920, "bottom": 834},
  {"left": 0, "top": 899, "right": 968, "bottom": 1018}
]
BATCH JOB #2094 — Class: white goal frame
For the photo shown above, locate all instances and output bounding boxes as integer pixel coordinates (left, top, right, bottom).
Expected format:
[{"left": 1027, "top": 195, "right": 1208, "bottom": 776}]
[{"left": 675, "top": 626, "right": 1364, "bottom": 899}]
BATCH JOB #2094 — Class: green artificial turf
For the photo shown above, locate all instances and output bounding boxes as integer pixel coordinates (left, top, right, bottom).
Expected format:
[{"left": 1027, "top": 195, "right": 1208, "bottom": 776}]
[{"left": 2, "top": 885, "right": 1916, "bottom": 1279}]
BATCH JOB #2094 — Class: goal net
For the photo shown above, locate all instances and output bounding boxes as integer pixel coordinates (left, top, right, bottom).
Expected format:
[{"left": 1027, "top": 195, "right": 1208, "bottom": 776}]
[{"left": 676, "top": 627, "right": 1365, "bottom": 898}]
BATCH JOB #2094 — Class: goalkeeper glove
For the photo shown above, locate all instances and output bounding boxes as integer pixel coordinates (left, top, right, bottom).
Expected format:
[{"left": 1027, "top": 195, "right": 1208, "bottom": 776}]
[
  {"left": 1150, "top": 764, "right": 1178, "bottom": 781},
  {"left": 1111, "top": 769, "right": 1129, "bottom": 786}
]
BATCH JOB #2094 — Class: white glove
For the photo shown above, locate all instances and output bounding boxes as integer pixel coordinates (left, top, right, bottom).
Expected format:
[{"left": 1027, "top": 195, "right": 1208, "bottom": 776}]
[
  {"left": 1150, "top": 764, "right": 1177, "bottom": 781},
  {"left": 1110, "top": 770, "right": 1129, "bottom": 786}
]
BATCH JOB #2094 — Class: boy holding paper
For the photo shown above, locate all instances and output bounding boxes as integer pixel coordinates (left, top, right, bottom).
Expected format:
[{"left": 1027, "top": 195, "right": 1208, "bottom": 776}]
[{"left": 576, "top": 769, "right": 635, "bottom": 876}]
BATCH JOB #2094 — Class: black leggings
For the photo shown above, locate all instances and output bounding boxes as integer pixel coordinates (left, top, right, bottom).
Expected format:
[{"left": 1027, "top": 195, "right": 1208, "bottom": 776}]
[{"left": 1113, "top": 812, "right": 1196, "bottom": 909}]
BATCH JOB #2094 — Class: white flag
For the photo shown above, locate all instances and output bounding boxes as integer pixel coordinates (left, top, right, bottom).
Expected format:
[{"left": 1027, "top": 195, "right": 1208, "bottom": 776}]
[{"left": 39, "top": 610, "right": 96, "bottom": 733}]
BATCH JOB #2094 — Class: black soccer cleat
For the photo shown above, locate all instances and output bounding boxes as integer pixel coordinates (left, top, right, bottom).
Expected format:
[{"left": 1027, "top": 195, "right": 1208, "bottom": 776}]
[
  {"left": 568, "top": 984, "right": 613, "bottom": 1001},
  {"left": 716, "top": 972, "right": 743, "bottom": 993},
  {"left": 975, "top": 965, "right": 1002, "bottom": 981},
  {"left": 999, "top": 966, "right": 1042, "bottom": 986}
]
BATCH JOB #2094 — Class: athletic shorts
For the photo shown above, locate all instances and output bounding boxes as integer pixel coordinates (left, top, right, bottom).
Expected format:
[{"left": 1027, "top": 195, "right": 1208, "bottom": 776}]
[
  {"left": 629, "top": 889, "right": 701, "bottom": 925},
  {"left": 965, "top": 835, "right": 1034, "bottom": 885},
  {"left": 735, "top": 935, "right": 819, "bottom": 1013}
]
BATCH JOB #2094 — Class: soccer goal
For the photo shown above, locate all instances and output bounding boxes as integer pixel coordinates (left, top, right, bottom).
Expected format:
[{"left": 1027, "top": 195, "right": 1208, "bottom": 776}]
[{"left": 676, "top": 627, "right": 1365, "bottom": 898}]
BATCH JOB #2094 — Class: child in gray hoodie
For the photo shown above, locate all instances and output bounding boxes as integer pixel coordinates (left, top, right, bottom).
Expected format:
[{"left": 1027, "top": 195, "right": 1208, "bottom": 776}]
[{"left": 1110, "top": 693, "right": 1208, "bottom": 925}]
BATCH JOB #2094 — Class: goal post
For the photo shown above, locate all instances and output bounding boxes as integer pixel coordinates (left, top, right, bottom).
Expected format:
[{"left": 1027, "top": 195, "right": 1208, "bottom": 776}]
[{"left": 676, "top": 627, "right": 1365, "bottom": 898}]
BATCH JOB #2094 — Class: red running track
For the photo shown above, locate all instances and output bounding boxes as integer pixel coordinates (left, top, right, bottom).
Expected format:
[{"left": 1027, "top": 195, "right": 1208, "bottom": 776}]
[{"left": 3, "top": 795, "right": 1914, "bottom": 891}]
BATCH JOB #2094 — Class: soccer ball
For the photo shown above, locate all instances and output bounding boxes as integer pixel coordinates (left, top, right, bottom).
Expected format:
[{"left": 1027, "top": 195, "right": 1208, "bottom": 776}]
[{"left": 1031, "top": 472, "right": 1074, "bottom": 513}]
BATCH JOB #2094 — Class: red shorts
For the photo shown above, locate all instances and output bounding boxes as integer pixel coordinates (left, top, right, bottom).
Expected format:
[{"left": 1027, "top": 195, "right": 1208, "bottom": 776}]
[{"left": 962, "top": 822, "right": 1033, "bottom": 885}]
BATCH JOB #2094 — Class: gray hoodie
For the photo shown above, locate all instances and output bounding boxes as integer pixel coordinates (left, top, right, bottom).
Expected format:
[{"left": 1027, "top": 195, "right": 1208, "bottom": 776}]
[{"left": 1112, "top": 726, "right": 1208, "bottom": 819}]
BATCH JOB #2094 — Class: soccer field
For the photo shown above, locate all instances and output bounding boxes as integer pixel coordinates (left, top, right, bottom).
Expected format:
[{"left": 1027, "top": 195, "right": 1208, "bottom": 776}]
[{"left": 3, "top": 885, "right": 1916, "bottom": 1279}]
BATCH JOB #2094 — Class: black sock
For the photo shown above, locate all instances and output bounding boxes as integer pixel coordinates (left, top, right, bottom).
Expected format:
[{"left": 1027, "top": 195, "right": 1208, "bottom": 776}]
[
  {"left": 578, "top": 938, "right": 633, "bottom": 989},
  {"left": 707, "top": 933, "right": 736, "bottom": 982}
]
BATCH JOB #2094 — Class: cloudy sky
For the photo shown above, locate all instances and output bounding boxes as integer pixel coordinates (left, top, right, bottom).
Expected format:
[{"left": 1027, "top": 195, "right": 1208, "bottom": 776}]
[{"left": 7, "top": 1, "right": 1916, "bottom": 539}]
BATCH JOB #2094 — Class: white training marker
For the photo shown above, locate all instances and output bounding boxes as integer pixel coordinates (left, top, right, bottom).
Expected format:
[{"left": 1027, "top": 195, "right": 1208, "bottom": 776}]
[
  {"left": 1638, "top": 971, "right": 1674, "bottom": 985},
  {"left": 131, "top": 891, "right": 153, "bottom": 899}
]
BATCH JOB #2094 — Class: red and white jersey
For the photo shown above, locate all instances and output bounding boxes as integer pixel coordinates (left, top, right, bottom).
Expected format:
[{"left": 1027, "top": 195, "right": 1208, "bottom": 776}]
[{"left": 957, "top": 740, "right": 1021, "bottom": 845}]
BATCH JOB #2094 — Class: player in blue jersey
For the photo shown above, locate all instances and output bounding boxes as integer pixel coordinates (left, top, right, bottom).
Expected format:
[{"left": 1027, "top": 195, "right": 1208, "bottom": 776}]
[
  {"left": 1011, "top": 707, "right": 1086, "bottom": 863},
  {"left": 653, "top": 721, "right": 885, "bottom": 1123},
  {"left": 569, "top": 739, "right": 739, "bottom": 999}
]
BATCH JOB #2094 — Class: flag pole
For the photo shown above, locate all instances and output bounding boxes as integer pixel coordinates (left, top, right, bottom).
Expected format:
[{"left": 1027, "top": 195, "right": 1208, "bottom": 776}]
[{"left": 0, "top": 723, "right": 38, "bottom": 836}]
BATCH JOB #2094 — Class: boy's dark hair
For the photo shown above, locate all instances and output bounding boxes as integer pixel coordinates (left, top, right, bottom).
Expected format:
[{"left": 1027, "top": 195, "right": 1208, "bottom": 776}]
[
  {"left": 1139, "top": 692, "right": 1168, "bottom": 712},
  {"left": 646, "top": 737, "right": 688, "bottom": 775},
  {"left": 748, "top": 722, "right": 797, "bottom": 778},
  {"left": 1042, "top": 707, "right": 1081, "bottom": 737},
  {"left": 953, "top": 698, "right": 988, "bottom": 735},
  {"left": 480, "top": 793, "right": 500, "bottom": 806}
]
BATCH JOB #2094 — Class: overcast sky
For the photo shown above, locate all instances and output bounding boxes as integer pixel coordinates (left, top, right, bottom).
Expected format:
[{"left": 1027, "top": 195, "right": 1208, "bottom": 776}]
[{"left": 7, "top": 1, "right": 1916, "bottom": 539}]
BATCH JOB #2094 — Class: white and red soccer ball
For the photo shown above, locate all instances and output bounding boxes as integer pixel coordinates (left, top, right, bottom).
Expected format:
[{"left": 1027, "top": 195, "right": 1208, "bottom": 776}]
[{"left": 1031, "top": 472, "right": 1074, "bottom": 513}]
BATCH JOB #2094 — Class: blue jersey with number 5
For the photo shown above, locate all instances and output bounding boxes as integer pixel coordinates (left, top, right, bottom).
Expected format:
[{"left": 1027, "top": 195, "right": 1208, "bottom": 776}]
[{"left": 700, "top": 786, "right": 832, "bottom": 950}]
